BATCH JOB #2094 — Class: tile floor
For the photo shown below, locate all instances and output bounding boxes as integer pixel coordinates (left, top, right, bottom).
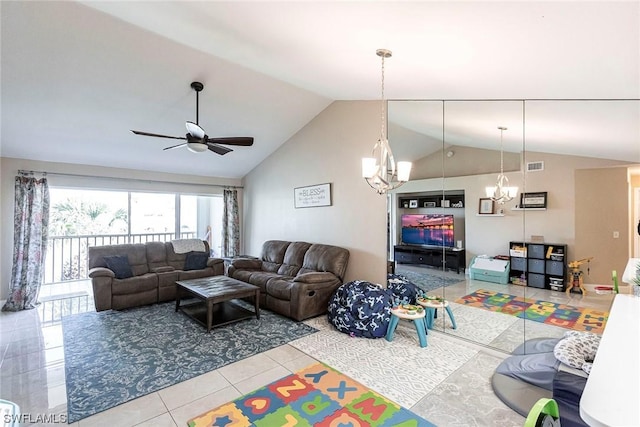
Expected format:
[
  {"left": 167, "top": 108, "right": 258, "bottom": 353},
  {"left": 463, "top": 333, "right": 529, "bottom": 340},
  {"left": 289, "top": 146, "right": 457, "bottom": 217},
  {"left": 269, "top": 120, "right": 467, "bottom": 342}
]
[
  {"left": 396, "top": 265, "right": 615, "bottom": 353},
  {"left": 0, "top": 273, "right": 615, "bottom": 426}
]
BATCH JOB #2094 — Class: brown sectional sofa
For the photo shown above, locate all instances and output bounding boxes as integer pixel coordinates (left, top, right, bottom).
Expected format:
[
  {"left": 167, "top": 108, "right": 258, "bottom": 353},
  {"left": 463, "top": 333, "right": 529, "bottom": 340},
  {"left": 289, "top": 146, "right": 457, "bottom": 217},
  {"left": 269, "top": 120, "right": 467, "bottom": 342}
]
[
  {"left": 227, "top": 240, "right": 349, "bottom": 321},
  {"left": 88, "top": 240, "right": 224, "bottom": 311}
]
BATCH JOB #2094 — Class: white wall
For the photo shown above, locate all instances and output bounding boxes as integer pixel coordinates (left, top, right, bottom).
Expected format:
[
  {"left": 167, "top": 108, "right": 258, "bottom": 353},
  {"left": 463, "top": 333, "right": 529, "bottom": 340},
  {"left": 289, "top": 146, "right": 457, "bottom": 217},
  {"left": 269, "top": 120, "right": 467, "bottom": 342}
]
[
  {"left": 393, "top": 152, "right": 629, "bottom": 273},
  {"left": 242, "top": 101, "right": 387, "bottom": 285},
  {"left": 0, "top": 157, "right": 241, "bottom": 301},
  {"left": 2, "top": 107, "right": 635, "bottom": 301}
]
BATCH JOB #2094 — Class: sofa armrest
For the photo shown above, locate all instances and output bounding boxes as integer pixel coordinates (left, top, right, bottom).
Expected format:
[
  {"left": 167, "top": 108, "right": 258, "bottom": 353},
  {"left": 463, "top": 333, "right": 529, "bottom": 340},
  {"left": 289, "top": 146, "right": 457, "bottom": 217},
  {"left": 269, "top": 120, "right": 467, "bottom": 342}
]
[
  {"left": 230, "top": 258, "right": 263, "bottom": 270},
  {"left": 207, "top": 257, "right": 224, "bottom": 268},
  {"left": 89, "top": 267, "right": 115, "bottom": 278},
  {"left": 293, "top": 272, "right": 337, "bottom": 284},
  {"left": 88, "top": 269, "right": 114, "bottom": 311}
]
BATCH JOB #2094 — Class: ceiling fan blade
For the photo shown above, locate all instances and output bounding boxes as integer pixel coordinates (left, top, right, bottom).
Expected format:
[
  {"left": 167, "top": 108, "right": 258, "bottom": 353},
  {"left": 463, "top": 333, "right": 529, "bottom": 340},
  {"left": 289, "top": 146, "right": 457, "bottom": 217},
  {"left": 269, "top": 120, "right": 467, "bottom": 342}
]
[
  {"left": 206, "top": 136, "right": 254, "bottom": 146},
  {"left": 163, "top": 143, "right": 187, "bottom": 151},
  {"left": 207, "top": 144, "right": 233, "bottom": 155},
  {"left": 131, "top": 130, "right": 186, "bottom": 141},
  {"left": 186, "top": 121, "right": 205, "bottom": 139}
]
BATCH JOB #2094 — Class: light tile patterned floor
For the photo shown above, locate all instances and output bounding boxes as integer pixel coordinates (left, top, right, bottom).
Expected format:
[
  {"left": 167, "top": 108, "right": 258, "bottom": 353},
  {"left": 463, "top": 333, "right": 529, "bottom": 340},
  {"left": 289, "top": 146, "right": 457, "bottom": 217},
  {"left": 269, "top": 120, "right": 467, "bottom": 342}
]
[{"left": 0, "top": 273, "right": 614, "bottom": 426}]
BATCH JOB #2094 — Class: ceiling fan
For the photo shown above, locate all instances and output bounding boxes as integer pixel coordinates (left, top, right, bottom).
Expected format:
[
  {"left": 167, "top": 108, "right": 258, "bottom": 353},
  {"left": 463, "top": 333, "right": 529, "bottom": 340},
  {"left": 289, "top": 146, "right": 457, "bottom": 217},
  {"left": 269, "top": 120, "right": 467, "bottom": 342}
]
[{"left": 130, "top": 81, "right": 254, "bottom": 155}]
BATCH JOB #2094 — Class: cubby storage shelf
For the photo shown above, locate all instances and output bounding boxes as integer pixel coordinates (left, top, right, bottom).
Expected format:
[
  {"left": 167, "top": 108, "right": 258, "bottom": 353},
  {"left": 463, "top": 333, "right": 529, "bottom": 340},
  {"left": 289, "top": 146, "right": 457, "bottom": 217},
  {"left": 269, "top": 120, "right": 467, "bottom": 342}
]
[
  {"left": 399, "top": 190, "right": 465, "bottom": 209},
  {"left": 509, "top": 241, "right": 567, "bottom": 291}
]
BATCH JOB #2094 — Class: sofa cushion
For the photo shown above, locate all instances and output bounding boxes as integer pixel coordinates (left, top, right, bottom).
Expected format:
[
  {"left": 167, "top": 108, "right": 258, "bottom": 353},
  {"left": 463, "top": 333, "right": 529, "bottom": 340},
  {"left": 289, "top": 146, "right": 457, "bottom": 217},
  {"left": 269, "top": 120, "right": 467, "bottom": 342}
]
[
  {"left": 165, "top": 241, "right": 211, "bottom": 270},
  {"left": 266, "top": 277, "right": 295, "bottom": 300},
  {"left": 262, "top": 240, "right": 291, "bottom": 264},
  {"left": 145, "top": 241, "right": 168, "bottom": 271},
  {"left": 230, "top": 269, "right": 254, "bottom": 283},
  {"left": 178, "top": 267, "right": 215, "bottom": 281},
  {"left": 262, "top": 261, "right": 281, "bottom": 273},
  {"left": 277, "top": 242, "right": 311, "bottom": 276},
  {"left": 299, "top": 244, "right": 349, "bottom": 280},
  {"left": 88, "top": 243, "right": 149, "bottom": 276},
  {"left": 248, "top": 271, "right": 283, "bottom": 289},
  {"left": 103, "top": 255, "right": 134, "bottom": 279},
  {"left": 127, "top": 244, "right": 151, "bottom": 276},
  {"left": 111, "top": 273, "right": 157, "bottom": 295},
  {"left": 184, "top": 251, "right": 209, "bottom": 271},
  {"left": 157, "top": 270, "right": 180, "bottom": 302}
]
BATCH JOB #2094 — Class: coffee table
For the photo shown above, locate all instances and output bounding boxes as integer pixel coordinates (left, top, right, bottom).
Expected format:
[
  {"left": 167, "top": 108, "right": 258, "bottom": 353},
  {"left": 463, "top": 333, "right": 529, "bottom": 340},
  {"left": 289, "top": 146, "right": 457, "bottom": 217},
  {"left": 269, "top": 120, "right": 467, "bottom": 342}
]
[{"left": 175, "top": 276, "right": 260, "bottom": 332}]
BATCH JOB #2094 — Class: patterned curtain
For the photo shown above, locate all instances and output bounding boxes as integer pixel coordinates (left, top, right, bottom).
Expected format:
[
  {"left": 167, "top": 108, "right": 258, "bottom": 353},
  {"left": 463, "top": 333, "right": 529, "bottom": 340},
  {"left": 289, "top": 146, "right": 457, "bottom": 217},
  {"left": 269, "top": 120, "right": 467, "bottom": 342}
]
[
  {"left": 222, "top": 189, "right": 240, "bottom": 257},
  {"left": 2, "top": 174, "right": 50, "bottom": 311}
]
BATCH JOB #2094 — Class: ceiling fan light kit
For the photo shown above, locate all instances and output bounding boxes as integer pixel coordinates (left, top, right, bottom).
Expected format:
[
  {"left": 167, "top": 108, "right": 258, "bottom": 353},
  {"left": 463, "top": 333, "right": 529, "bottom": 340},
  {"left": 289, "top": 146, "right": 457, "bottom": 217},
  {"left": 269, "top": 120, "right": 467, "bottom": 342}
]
[
  {"left": 130, "top": 81, "right": 254, "bottom": 155},
  {"left": 187, "top": 143, "right": 208, "bottom": 153}
]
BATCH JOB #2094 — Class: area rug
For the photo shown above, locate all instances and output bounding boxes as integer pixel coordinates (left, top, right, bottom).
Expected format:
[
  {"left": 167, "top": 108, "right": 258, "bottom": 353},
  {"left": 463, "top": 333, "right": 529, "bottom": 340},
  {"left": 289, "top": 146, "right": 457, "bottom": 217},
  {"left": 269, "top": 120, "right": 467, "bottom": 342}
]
[
  {"left": 62, "top": 302, "right": 317, "bottom": 423},
  {"left": 389, "top": 269, "right": 463, "bottom": 293},
  {"left": 439, "top": 302, "right": 520, "bottom": 346},
  {"left": 188, "top": 362, "right": 435, "bottom": 427},
  {"left": 455, "top": 289, "right": 609, "bottom": 334},
  {"left": 291, "top": 316, "right": 479, "bottom": 408}
]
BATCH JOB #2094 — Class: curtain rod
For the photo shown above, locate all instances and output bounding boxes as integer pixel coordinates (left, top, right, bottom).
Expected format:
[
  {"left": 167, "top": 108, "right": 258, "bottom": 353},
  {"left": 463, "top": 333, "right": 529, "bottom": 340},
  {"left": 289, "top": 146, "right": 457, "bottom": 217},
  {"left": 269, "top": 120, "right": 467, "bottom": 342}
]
[{"left": 17, "top": 170, "right": 243, "bottom": 190}]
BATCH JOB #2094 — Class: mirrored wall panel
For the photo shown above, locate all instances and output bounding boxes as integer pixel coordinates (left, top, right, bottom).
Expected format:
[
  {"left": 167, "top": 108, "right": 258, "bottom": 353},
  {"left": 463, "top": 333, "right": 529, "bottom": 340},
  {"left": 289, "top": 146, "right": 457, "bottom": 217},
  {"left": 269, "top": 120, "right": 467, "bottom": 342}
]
[{"left": 388, "top": 99, "right": 640, "bottom": 353}]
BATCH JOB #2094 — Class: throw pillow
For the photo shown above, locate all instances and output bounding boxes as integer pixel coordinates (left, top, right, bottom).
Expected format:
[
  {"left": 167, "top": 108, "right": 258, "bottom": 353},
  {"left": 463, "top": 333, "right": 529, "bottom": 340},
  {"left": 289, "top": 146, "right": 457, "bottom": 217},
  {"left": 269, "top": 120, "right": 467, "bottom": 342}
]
[
  {"left": 553, "top": 331, "right": 601, "bottom": 374},
  {"left": 184, "top": 251, "right": 209, "bottom": 271},
  {"left": 103, "top": 255, "right": 134, "bottom": 279}
]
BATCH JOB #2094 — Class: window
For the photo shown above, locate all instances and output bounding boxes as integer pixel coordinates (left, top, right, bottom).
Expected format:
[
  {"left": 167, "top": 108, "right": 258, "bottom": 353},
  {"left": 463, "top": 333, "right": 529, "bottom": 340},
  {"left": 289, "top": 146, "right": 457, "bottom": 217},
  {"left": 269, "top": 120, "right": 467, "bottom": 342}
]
[
  {"left": 180, "top": 195, "right": 224, "bottom": 256},
  {"left": 130, "top": 192, "right": 176, "bottom": 240},
  {"left": 46, "top": 188, "right": 223, "bottom": 283}
]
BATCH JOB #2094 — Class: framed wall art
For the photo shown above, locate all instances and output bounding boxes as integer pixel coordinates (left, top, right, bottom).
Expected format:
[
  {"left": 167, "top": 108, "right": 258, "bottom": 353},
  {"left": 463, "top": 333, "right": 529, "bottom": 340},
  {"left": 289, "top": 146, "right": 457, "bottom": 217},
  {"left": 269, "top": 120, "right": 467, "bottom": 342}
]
[
  {"left": 520, "top": 191, "right": 548, "bottom": 209},
  {"left": 294, "top": 183, "right": 332, "bottom": 208},
  {"left": 478, "top": 198, "right": 495, "bottom": 215}
]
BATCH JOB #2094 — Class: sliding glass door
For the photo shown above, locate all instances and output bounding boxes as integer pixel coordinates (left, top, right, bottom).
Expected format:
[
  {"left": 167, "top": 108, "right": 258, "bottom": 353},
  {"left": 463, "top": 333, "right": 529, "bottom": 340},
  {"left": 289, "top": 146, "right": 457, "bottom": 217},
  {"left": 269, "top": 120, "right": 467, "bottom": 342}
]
[{"left": 45, "top": 188, "right": 223, "bottom": 284}]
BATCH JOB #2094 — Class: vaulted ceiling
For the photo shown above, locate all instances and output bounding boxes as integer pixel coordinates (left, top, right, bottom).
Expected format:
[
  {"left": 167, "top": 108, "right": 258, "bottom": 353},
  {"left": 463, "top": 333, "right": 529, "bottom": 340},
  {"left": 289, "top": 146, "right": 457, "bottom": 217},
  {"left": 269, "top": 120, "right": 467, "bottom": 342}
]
[{"left": 1, "top": 1, "right": 638, "bottom": 178}]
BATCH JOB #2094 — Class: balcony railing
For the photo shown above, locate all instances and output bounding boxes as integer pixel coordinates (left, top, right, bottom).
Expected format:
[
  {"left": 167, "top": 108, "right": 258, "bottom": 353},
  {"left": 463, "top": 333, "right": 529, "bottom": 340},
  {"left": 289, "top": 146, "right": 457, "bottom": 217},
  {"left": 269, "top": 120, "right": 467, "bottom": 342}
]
[{"left": 44, "top": 232, "right": 196, "bottom": 285}]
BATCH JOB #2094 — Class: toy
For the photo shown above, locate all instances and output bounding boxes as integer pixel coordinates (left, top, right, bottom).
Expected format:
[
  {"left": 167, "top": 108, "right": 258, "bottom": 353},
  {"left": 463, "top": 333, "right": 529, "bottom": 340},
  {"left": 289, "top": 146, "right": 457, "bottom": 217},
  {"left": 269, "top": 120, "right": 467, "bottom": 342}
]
[{"left": 565, "top": 257, "right": 593, "bottom": 295}]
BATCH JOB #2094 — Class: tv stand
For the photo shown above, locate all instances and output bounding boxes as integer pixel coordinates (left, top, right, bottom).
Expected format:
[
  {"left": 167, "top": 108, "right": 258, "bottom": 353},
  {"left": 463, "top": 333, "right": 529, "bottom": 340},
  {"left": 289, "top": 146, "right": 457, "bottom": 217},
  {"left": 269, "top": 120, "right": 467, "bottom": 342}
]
[{"left": 394, "top": 245, "right": 466, "bottom": 274}]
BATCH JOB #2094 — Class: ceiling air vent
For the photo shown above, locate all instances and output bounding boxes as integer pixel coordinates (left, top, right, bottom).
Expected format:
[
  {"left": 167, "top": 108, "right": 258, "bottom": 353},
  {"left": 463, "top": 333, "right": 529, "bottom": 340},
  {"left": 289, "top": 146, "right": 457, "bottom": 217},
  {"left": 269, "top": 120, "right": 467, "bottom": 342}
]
[{"left": 526, "top": 161, "right": 544, "bottom": 172}]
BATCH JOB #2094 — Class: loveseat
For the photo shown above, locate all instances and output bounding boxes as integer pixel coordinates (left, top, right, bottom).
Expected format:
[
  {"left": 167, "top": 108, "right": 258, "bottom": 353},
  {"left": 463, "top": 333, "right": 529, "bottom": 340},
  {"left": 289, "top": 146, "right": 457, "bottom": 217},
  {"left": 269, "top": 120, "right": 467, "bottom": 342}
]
[
  {"left": 227, "top": 240, "right": 349, "bottom": 321},
  {"left": 88, "top": 240, "right": 224, "bottom": 311}
]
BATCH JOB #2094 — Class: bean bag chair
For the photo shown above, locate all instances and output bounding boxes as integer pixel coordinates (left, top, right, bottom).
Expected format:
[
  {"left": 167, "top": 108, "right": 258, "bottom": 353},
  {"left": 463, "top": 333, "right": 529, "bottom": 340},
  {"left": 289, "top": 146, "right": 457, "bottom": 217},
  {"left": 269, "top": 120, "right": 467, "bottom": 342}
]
[
  {"left": 387, "top": 274, "right": 420, "bottom": 304},
  {"left": 327, "top": 280, "right": 394, "bottom": 339}
]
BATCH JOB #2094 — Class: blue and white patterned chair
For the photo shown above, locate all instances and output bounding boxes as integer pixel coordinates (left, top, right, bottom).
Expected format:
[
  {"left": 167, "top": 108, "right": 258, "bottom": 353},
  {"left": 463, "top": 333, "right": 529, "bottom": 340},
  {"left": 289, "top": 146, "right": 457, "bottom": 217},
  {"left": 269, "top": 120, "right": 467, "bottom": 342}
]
[
  {"left": 387, "top": 274, "right": 420, "bottom": 304},
  {"left": 327, "top": 281, "right": 394, "bottom": 339}
]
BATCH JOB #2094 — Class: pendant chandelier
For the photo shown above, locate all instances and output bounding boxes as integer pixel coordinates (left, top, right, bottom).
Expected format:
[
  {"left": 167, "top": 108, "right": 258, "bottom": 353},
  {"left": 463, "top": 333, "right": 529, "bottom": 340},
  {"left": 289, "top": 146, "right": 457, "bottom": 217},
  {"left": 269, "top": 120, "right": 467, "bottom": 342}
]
[
  {"left": 486, "top": 126, "right": 518, "bottom": 204},
  {"left": 362, "top": 49, "right": 412, "bottom": 195}
]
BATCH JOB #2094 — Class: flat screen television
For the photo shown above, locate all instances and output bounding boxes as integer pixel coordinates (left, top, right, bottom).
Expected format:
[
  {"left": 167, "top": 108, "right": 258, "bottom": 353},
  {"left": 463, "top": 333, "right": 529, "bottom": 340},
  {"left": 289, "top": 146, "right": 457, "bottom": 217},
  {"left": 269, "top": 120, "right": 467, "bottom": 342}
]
[{"left": 401, "top": 213, "right": 455, "bottom": 247}]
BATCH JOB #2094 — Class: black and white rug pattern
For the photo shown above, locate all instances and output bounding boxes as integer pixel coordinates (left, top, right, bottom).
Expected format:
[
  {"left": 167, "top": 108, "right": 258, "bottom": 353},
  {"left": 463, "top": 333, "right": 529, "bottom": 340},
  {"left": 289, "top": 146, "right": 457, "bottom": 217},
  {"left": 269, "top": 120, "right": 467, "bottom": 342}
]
[
  {"left": 62, "top": 302, "right": 317, "bottom": 423},
  {"left": 292, "top": 316, "right": 479, "bottom": 408}
]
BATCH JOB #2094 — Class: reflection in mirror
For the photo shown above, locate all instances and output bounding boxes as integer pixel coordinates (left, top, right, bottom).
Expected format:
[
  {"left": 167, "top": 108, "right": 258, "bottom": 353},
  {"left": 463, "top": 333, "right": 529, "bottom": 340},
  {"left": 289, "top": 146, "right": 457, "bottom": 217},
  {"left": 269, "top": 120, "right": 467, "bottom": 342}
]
[
  {"left": 388, "top": 99, "right": 640, "bottom": 355},
  {"left": 440, "top": 101, "right": 525, "bottom": 350},
  {"left": 387, "top": 101, "right": 447, "bottom": 333},
  {"left": 520, "top": 100, "right": 640, "bottom": 348}
]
